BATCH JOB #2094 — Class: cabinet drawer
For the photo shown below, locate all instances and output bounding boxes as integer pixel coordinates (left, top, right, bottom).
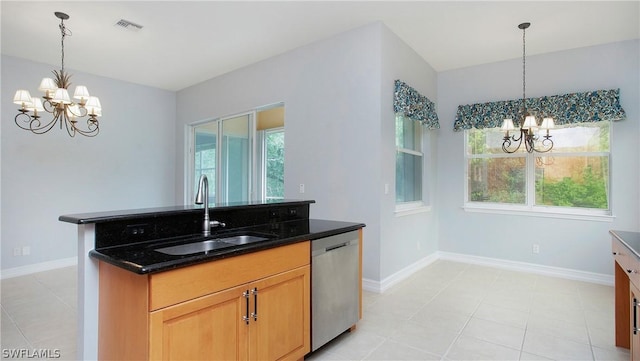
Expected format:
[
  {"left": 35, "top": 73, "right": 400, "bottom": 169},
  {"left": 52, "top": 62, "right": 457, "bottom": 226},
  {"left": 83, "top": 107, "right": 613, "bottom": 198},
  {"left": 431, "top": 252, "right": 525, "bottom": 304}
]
[
  {"left": 613, "top": 238, "right": 630, "bottom": 272},
  {"left": 613, "top": 238, "right": 640, "bottom": 290},
  {"left": 149, "top": 241, "right": 310, "bottom": 310}
]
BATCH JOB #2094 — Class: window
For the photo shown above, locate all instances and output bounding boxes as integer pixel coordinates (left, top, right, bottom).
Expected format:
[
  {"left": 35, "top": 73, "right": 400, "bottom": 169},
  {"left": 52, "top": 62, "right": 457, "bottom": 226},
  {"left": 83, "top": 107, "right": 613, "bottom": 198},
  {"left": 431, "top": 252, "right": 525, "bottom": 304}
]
[
  {"left": 261, "top": 128, "right": 284, "bottom": 200},
  {"left": 465, "top": 121, "right": 611, "bottom": 217},
  {"left": 396, "top": 113, "right": 423, "bottom": 206},
  {"left": 189, "top": 104, "right": 285, "bottom": 204}
]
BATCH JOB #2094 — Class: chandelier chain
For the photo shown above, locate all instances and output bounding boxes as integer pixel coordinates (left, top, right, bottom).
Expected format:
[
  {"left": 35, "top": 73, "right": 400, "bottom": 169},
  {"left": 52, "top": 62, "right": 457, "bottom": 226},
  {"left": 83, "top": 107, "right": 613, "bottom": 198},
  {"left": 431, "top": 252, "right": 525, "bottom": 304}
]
[
  {"left": 522, "top": 24, "right": 526, "bottom": 114},
  {"left": 58, "top": 18, "right": 71, "bottom": 72}
]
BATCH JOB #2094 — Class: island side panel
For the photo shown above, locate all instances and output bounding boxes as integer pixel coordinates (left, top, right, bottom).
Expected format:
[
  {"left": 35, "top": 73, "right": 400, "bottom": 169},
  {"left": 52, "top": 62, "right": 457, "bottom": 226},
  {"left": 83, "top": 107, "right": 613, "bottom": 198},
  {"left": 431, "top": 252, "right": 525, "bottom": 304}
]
[{"left": 77, "top": 224, "right": 99, "bottom": 361}]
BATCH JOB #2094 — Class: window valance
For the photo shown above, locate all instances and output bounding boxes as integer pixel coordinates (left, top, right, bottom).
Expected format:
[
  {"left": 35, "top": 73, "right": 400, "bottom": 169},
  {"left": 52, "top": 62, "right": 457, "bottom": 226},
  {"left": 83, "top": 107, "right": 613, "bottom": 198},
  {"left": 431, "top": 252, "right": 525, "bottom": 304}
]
[
  {"left": 453, "top": 88, "right": 626, "bottom": 131},
  {"left": 394, "top": 80, "right": 440, "bottom": 129}
]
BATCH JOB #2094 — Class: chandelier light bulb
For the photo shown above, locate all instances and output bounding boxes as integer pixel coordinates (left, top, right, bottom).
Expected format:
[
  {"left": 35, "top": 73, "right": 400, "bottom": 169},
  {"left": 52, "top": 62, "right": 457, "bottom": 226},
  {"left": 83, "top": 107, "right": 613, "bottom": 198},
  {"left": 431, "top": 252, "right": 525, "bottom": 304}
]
[
  {"left": 38, "top": 78, "right": 57, "bottom": 97},
  {"left": 522, "top": 115, "right": 538, "bottom": 130},
  {"left": 540, "top": 117, "right": 555, "bottom": 129},
  {"left": 27, "top": 98, "right": 45, "bottom": 114},
  {"left": 52, "top": 88, "right": 72, "bottom": 104},
  {"left": 85, "top": 96, "right": 102, "bottom": 116},
  {"left": 73, "top": 85, "right": 90, "bottom": 103},
  {"left": 13, "top": 90, "right": 33, "bottom": 108}
]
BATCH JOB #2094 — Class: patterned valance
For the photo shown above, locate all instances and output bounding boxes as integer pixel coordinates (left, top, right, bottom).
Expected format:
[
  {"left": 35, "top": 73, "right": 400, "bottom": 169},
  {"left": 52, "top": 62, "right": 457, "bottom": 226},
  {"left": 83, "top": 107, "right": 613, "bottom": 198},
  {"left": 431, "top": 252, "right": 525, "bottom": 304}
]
[
  {"left": 394, "top": 80, "right": 440, "bottom": 129},
  {"left": 453, "top": 88, "right": 626, "bottom": 131}
]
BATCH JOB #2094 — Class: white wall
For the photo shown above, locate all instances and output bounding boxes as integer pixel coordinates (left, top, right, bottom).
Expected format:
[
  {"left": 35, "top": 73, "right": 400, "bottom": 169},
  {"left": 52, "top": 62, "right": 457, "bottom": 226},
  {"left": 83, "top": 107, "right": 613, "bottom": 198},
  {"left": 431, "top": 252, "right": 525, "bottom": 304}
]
[
  {"left": 1, "top": 55, "right": 177, "bottom": 271},
  {"left": 177, "top": 23, "right": 389, "bottom": 281},
  {"left": 379, "top": 26, "right": 439, "bottom": 280},
  {"left": 437, "top": 40, "right": 640, "bottom": 275}
]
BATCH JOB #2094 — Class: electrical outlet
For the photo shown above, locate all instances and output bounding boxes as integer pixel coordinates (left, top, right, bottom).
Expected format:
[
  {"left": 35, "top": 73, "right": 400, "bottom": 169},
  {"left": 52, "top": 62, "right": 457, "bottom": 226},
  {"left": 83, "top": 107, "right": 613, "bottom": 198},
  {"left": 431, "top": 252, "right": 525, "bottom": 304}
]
[
  {"left": 532, "top": 244, "right": 540, "bottom": 254},
  {"left": 13, "top": 247, "right": 21, "bottom": 256},
  {"left": 22, "top": 246, "right": 30, "bottom": 256},
  {"left": 299, "top": 184, "right": 305, "bottom": 194},
  {"left": 127, "top": 224, "right": 148, "bottom": 236}
]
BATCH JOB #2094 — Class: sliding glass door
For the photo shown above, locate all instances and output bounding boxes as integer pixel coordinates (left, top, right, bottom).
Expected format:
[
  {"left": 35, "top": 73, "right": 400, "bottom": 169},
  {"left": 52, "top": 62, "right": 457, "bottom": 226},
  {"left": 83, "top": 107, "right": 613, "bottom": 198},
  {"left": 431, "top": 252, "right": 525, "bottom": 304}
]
[{"left": 192, "top": 112, "right": 253, "bottom": 204}]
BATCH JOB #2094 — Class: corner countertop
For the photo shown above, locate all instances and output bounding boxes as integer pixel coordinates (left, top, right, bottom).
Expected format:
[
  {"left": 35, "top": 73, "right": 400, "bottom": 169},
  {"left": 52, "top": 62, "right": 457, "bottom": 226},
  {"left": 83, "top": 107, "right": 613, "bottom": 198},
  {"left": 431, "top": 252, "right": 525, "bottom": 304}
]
[
  {"left": 611, "top": 230, "right": 640, "bottom": 259},
  {"left": 90, "top": 219, "right": 364, "bottom": 274}
]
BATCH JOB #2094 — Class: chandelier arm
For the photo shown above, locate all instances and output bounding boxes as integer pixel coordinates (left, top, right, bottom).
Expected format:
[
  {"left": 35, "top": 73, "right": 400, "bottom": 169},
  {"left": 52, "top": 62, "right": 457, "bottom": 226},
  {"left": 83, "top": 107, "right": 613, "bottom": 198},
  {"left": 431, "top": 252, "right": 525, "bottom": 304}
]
[
  {"left": 533, "top": 137, "right": 554, "bottom": 153},
  {"left": 71, "top": 119, "right": 99, "bottom": 137},
  {"left": 64, "top": 114, "right": 77, "bottom": 138},
  {"left": 41, "top": 98, "right": 57, "bottom": 114},
  {"left": 502, "top": 132, "right": 524, "bottom": 153},
  {"left": 14, "top": 111, "right": 35, "bottom": 131},
  {"left": 29, "top": 112, "right": 63, "bottom": 135}
]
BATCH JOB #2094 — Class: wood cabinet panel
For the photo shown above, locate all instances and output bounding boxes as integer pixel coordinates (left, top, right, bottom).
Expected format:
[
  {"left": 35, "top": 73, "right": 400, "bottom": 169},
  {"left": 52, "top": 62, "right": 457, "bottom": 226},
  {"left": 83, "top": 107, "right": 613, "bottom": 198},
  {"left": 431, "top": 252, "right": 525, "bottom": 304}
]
[
  {"left": 150, "top": 242, "right": 309, "bottom": 310},
  {"left": 149, "top": 283, "right": 249, "bottom": 361},
  {"left": 252, "top": 267, "right": 310, "bottom": 361}
]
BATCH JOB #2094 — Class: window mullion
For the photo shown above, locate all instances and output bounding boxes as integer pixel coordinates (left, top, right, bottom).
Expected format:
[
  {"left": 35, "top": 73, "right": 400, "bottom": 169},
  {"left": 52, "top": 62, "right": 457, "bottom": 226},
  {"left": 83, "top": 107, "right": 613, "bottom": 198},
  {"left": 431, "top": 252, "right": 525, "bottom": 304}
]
[{"left": 526, "top": 153, "right": 536, "bottom": 207}]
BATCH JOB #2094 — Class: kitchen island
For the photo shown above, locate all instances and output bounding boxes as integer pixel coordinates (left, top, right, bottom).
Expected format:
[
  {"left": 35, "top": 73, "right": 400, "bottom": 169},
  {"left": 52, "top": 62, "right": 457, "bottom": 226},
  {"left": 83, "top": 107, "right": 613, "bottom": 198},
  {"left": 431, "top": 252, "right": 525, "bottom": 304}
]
[
  {"left": 611, "top": 230, "right": 640, "bottom": 360},
  {"left": 60, "top": 200, "right": 364, "bottom": 360}
]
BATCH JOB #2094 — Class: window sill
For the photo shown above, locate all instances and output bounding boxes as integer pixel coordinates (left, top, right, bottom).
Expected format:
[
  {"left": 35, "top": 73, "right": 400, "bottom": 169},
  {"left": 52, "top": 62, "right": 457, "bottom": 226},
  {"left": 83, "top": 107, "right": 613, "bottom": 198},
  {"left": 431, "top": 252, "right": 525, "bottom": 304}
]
[
  {"left": 463, "top": 204, "right": 615, "bottom": 222},
  {"left": 395, "top": 203, "right": 432, "bottom": 217}
]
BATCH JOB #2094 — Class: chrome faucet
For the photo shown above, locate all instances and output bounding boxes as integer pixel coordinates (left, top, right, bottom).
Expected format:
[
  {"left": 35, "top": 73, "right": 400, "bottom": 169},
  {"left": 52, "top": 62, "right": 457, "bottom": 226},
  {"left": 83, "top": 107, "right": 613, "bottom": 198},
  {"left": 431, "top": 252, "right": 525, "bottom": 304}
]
[{"left": 195, "top": 175, "right": 225, "bottom": 236}]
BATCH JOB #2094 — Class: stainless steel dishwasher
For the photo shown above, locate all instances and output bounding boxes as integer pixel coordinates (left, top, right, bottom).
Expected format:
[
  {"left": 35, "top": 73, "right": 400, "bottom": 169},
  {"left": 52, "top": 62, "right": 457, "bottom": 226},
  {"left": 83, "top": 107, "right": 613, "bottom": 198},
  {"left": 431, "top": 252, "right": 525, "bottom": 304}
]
[{"left": 311, "top": 230, "right": 360, "bottom": 351}]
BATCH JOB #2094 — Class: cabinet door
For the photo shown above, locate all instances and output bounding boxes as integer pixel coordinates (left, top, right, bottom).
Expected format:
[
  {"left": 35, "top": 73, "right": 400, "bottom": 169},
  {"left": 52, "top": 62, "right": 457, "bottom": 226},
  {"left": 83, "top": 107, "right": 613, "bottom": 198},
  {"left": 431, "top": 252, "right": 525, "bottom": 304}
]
[
  {"left": 251, "top": 265, "right": 310, "bottom": 361},
  {"left": 632, "top": 282, "right": 640, "bottom": 361},
  {"left": 149, "top": 283, "right": 249, "bottom": 361}
]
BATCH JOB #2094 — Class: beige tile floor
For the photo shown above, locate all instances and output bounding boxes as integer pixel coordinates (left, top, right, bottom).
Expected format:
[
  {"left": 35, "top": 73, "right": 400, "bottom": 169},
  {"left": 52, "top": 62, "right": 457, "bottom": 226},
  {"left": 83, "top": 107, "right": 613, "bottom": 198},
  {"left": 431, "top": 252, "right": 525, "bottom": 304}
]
[{"left": 0, "top": 260, "right": 631, "bottom": 361}]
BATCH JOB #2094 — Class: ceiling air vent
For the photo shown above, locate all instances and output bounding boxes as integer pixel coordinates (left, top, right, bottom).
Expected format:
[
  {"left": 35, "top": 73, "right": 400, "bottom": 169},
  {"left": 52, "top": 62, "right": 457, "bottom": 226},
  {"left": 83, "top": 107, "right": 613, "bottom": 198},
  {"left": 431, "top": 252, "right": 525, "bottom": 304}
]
[{"left": 114, "top": 19, "right": 143, "bottom": 31}]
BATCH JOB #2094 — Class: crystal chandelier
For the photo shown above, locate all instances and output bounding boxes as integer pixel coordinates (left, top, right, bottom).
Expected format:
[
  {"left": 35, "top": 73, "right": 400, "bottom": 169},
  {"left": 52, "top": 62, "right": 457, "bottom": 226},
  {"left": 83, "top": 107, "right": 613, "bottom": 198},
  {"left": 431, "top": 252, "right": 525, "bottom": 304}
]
[
  {"left": 501, "top": 22, "right": 554, "bottom": 153},
  {"left": 13, "top": 12, "right": 102, "bottom": 137}
]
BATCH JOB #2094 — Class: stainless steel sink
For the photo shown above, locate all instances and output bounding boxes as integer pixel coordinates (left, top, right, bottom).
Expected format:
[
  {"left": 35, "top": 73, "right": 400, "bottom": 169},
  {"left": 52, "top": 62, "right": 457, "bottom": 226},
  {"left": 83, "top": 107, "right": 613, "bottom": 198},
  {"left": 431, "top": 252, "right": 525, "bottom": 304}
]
[
  {"left": 154, "top": 234, "right": 271, "bottom": 256},
  {"left": 219, "top": 235, "right": 269, "bottom": 245},
  {"left": 155, "top": 238, "right": 232, "bottom": 255}
]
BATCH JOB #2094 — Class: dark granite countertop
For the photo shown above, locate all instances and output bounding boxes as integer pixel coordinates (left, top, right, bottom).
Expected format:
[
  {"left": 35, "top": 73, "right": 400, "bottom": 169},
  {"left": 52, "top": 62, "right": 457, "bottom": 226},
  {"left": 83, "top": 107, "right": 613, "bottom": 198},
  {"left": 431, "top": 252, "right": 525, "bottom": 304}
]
[
  {"left": 611, "top": 230, "right": 640, "bottom": 259},
  {"left": 60, "top": 199, "right": 315, "bottom": 224},
  {"left": 90, "top": 219, "right": 364, "bottom": 274}
]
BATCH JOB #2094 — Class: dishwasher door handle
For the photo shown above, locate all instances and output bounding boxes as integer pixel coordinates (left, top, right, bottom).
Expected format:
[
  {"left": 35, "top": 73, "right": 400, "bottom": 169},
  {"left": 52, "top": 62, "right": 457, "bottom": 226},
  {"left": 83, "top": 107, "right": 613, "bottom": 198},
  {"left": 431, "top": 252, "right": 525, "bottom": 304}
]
[
  {"left": 326, "top": 242, "right": 348, "bottom": 252},
  {"left": 312, "top": 239, "right": 356, "bottom": 257}
]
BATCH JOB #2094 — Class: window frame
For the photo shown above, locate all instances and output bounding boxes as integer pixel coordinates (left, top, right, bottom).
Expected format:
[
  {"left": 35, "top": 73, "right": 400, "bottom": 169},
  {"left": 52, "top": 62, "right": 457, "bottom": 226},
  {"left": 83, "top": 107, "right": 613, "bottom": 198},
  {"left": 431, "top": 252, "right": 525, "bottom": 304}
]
[
  {"left": 463, "top": 124, "right": 614, "bottom": 222},
  {"left": 395, "top": 113, "right": 430, "bottom": 216}
]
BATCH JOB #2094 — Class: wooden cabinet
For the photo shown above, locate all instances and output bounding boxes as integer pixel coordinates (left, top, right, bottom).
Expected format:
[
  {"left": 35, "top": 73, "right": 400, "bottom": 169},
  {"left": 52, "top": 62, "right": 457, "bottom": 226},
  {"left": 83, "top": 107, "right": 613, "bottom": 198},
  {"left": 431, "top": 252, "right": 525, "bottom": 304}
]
[
  {"left": 612, "top": 232, "right": 640, "bottom": 360},
  {"left": 98, "top": 241, "right": 310, "bottom": 361}
]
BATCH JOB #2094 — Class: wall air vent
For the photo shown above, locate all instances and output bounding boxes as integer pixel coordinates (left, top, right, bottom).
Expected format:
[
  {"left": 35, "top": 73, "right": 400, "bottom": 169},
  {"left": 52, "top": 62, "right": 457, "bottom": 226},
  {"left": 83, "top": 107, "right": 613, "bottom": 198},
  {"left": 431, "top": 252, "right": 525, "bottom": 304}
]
[{"left": 114, "top": 19, "right": 143, "bottom": 31}]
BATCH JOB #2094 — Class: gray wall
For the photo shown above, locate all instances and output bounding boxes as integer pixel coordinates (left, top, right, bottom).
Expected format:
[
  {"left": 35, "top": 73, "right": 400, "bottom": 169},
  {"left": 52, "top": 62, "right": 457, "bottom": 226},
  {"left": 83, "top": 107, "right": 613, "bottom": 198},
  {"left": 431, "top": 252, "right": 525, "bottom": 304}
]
[
  {"left": 379, "top": 26, "right": 439, "bottom": 280},
  {"left": 177, "top": 22, "right": 384, "bottom": 281},
  {"left": 1, "top": 55, "right": 177, "bottom": 271},
  {"left": 436, "top": 40, "right": 640, "bottom": 275}
]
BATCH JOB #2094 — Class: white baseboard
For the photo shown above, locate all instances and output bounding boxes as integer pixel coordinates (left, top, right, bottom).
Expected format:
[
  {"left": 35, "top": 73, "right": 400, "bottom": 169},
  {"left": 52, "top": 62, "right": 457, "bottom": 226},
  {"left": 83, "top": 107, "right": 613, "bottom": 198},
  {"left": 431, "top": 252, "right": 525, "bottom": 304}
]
[
  {"left": 363, "top": 251, "right": 613, "bottom": 294},
  {"left": 363, "top": 252, "right": 440, "bottom": 293},
  {"left": 437, "top": 251, "right": 614, "bottom": 286},
  {"left": 1, "top": 257, "right": 78, "bottom": 280}
]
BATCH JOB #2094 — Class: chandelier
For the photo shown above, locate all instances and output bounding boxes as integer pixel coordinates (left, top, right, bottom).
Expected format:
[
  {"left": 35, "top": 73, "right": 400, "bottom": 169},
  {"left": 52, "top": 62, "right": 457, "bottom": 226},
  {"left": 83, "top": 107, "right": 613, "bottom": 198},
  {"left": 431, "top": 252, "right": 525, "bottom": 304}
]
[
  {"left": 13, "top": 12, "right": 102, "bottom": 137},
  {"left": 501, "top": 22, "right": 553, "bottom": 153}
]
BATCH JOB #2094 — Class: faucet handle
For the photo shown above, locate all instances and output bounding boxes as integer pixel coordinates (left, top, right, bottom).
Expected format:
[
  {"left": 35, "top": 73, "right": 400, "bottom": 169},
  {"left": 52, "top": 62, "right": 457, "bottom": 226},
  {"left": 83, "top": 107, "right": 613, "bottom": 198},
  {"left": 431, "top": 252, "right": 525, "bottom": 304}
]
[{"left": 210, "top": 220, "right": 226, "bottom": 228}]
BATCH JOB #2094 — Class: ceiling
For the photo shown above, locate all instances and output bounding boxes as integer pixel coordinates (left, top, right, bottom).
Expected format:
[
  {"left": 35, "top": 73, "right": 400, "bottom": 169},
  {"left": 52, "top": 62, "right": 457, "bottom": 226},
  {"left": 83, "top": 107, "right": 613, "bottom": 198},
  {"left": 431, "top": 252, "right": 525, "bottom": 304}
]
[{"left": 2, "top": 1, "right": 639, "bottom": 91}]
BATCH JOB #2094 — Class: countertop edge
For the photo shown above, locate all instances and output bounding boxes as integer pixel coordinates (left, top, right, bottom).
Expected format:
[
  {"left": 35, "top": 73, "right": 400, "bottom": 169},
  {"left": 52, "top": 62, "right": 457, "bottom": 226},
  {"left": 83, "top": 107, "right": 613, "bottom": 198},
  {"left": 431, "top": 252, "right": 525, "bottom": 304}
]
[
  {"left": 610, "top": 229, "right": 640, "bottom": 259},
  {"left": 59, "top": 200, "right": 316, "bottom": 224},
  {"left": 90, "top": 220, "right": 365, "bottom": 274}
]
